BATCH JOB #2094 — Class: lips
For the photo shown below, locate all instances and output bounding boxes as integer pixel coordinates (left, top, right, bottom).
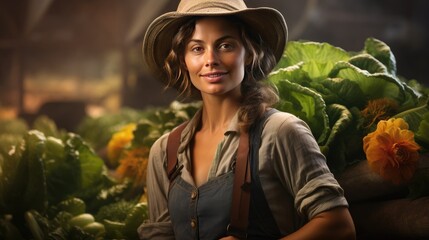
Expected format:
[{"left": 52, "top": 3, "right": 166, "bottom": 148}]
[
  {"left": 201, "top": 72, "right": 227, "bottom": 78},
  {"left": 204, "top": 73, "right": 224, "bottom": 78},
  {"left": 201, "top": 72, "right": 226, "bottom": 83}
]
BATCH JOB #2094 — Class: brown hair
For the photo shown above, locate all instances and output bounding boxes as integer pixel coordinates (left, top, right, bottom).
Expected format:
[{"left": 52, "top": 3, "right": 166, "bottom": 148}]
[{"left": 163, "top": 16, "right": 279, "bottom": 131}]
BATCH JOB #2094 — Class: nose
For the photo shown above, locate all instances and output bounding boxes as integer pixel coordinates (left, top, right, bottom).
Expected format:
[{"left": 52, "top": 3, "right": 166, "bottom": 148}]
[{"left": 204, "top": 48, "right": 219, "bottom": 67}]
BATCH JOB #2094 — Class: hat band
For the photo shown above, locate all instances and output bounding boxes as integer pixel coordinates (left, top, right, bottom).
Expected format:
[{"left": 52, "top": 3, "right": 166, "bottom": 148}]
[{"left": 181, "top": 2, "right": 243, "bottom": 13}]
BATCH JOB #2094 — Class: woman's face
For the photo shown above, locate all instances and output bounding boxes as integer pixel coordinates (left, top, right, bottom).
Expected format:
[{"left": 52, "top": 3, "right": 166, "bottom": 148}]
[{"left": 184, "top": 17, "right": 247, "bottom": 98}]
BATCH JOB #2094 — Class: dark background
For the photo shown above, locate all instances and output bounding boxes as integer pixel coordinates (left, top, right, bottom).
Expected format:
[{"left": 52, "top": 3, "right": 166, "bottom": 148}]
[{"left": 1, "top": 0, "right": 428, "bottom": 130}]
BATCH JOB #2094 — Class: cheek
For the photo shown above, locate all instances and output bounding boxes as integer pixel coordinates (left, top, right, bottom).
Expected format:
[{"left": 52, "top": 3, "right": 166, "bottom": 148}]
[
  {"left": 230, "top": 54, "right": 247, "bottom": 74},
  {"left": 184, "top": 57, "right": 200, "bottom": 75}
]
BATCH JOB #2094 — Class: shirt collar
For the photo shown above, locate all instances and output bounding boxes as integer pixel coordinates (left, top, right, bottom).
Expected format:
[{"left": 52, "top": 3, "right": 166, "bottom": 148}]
[{"left": 177, "top": 108, "right": 240, "bottom": 152}]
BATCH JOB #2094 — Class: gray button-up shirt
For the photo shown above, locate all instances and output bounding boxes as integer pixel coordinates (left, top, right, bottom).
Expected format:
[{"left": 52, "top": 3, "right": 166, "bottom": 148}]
[{"left": 138, "top": 109, "right": 348, "bottom": 239}]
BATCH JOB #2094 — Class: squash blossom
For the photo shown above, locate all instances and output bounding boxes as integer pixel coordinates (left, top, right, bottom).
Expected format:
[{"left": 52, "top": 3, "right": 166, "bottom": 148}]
[
  {"left": 107, "top": 123, "right": 137, "bottom": 168},
  {"left": 363, "top": 118, "right": 420, "bottom": 184}
]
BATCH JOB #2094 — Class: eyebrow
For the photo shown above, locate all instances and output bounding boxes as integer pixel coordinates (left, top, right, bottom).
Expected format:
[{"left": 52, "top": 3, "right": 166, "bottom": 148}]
[{"left": 188, "top": 35, "right": 238, "bottom": 44}]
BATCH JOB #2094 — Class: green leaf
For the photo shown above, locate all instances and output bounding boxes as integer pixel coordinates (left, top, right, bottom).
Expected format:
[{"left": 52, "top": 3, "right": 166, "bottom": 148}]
[
  {"left": 348, "top": 53, "right": 388, "bottom": 74},
  {"left": 274, "top": 79, "right": 330, "bottom": 144},
  {"left": 415, "top": 113, "right": 429, "bottom": 148},
  {"left": 131, "top": 123, "right": 153, "bottom": 148},
  {"left": 65, "top": 134, "right": 105, "bottom": 190},
  {"left": 45, "top": 136, "right": 80, "bottom": 204},
  {"left": 22, "top": 131, "right": 48, "bottom": 213},
  {"left": 269, "top": 63, "right": 309, "bottom": 85},
  {"left": 0, "top": 118, "right": 28, "bottom": 135},
  {"left": 321, "top": 104, "right": 354, "bottom": 173},
  {"left": 33, "top": 116, "right": 59, "bottom": 138},
  {"left": 324, "top": 104, "right": 354, "bottom": 147},
  {"left": 0, "top": 140, "right": 24, "bottom": 214},
  {"left": 276, "top": 41, "right": 350, "bottom": 79},
  {"left": 321, "top": 78, "right": 367, "bottom": 108},
  {"left": 123, "top": 203, "right": 149, "bottom": 240},
  {"left": 394, "top": 104, "right": 429, "bottom": 132},
  {"left": 329, "top": 61, "right": 406, "bottom": 103},
  {"left": 269, "top": 64, "right": 335, "bottom": 104},
  {"left": 1, "top": 130, "right": 48, "bottom": 215},
  {"left": 364, "top": 38, "right": 397, "bottom": 76}
]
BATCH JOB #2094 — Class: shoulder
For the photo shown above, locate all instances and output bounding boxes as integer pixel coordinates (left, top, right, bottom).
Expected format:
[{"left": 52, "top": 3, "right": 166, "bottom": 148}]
[
  {"left": 148, "top": 132, "right": 169, "bottom": 167},
  {"left": 148, "top": 120, "right": 193, "bottom": 166},
  {"left": 264, "top": 110, "right": 312, "bottom": 136},
  {"left": 262, "top": 109, "right": 319, "bottom": 152}
]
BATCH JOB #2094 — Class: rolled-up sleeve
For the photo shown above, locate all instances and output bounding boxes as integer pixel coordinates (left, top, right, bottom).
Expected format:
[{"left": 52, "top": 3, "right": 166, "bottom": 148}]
[
  {"left": 138, "top": 134, "right": 175, "bottom": 239},
  {"left": 271, "top": 113, "right": 348, "bottom": 220}
]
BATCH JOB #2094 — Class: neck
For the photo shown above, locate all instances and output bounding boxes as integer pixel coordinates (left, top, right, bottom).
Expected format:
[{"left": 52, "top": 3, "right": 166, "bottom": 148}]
[{"left": 199, "top": 96, "right": 240, "bottom": 133}]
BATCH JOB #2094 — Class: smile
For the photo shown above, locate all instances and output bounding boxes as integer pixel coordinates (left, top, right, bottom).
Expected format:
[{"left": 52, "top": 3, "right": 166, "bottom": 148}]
[{"left": 201, "top": 72, "right": 227, "bottom": 78}]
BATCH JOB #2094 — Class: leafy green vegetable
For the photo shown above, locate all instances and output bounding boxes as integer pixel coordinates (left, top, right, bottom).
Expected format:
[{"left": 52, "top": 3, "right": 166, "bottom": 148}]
[
  {"left": 363, "top": 38, "right": 397, "bottom": 76},
  {"left": 43, "top": 133, "right": 106, "bottom": 204},
  {"left": 0, "top": 119, "right": 28, "bottom": 136},
  {"left": 329, "top": 61, "right": 406, "bottom": 104},
  {"left": 324, "top": 104, "right": 353, "bottom": 148},
  {"left": 123, "top": 202, "right": 149, "bottom": 240},
  {"left": 276, "top": 41, "right": 350, "bottom": 79},
  {"left": 0, "top": 130, "right": 48, "bottom": 215},
  {"left": 321, "top": 78, "right": 367, "bottom": 108},
  {"left": 33, "top": 115, "right": 66, "bottom": 140},
  {"left": 269, "top": 37, "right": 429, "bottom": 177},
  {"left": 348, "top": 53, "right": 388, "bottom": 74},
  {"left": 414, "top": 112, "right": 429, "bottom": 149},
  {"left": 274, "top": 79, "right": 330, "bottom": 145},
  {"left": 76, "top": 108, "right": 147, "bottom": 151},
  {"left": 66, "top": 134, "right": 105, "bottom": 191},
  {"left": 95, "top": 200, "right": 136, "bottom": 223},
  {"left": 393, "top": 104, "right": 429, "bottom": 131}
]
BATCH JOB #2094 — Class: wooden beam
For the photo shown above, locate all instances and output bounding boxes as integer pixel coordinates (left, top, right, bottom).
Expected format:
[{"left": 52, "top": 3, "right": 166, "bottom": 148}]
[{"left": 24, "top": 0, "right": 54, "bottom": 35}]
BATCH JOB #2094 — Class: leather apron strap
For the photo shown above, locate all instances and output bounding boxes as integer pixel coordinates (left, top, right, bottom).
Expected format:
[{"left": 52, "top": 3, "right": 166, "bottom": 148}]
[{"left": 227, "top": 130, "right": 250, "bottom": 239}]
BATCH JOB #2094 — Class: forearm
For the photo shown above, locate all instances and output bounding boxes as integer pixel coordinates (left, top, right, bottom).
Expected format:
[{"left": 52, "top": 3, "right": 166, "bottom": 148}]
[{"left": 281, "top": 207, "right": 356, "bottom": 240}]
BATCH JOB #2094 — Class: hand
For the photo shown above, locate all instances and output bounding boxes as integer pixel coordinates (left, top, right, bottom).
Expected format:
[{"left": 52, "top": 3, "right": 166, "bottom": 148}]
[{"left": 219, "top": 236, "right": 239, "bottom": 240}]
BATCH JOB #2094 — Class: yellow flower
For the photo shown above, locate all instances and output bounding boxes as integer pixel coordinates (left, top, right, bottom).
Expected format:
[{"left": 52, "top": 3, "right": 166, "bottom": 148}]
[
  {"left": 107, "top": 123, "right": 136, "bottom": 168},
  {"left": 363, "top": 118, "right": 420, "bottom": 184}
]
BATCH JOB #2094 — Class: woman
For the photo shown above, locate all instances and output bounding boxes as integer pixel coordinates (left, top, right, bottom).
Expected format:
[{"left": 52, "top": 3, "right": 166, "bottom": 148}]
[{"left": 139, "top": 0, "right": 356, "bottom": 239}]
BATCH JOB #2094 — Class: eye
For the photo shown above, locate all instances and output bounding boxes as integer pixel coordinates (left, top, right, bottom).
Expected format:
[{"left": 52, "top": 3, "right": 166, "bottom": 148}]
[
  {"left": 186, "top": 42, "right": 204, "bottom": 54},
  {"left": 193, "top": 46, "right": 202, "bottom": 52},
  {"left": 191, "top": 46, "right": 203, "bottom": 53},
  {"left": 219, "top": 43, "right": 234, "bottom": 51}
]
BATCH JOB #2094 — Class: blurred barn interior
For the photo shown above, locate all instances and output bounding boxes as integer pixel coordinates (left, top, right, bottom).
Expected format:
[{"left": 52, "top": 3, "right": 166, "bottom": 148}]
[{"left": 0, "top": 0, "right": 428, "bottom": 131}]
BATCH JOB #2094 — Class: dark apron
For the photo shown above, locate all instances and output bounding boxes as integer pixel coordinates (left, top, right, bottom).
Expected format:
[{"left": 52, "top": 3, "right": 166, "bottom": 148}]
[
  {"left": 168, "top": 109, "right": 282, "bottom": 240},
  {"left": 168, "top": 172, "right": 234, "bottom": 240}
]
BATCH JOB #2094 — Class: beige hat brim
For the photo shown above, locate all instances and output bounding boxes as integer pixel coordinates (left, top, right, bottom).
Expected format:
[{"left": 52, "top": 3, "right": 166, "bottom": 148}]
[{"left": 142, "top": 7, "right": 288, "bottom": 78}]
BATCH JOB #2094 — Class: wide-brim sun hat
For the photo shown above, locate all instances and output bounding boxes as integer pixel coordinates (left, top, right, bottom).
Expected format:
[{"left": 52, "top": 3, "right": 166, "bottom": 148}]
[{"left": 142, "top": 0, "right": 288, "bottom": 78}]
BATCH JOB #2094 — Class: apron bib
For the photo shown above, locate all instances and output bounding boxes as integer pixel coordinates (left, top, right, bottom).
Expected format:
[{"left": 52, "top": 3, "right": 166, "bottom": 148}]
[{"left": 168, "top": 172, "right": 234, "bottom": 240}]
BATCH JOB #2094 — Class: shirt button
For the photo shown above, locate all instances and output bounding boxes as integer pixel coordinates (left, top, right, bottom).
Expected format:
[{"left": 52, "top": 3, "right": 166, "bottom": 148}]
[
  {"left": 191, "top": 190, "right": 198, "bottom": 200},
  {"left": 191, "top": 219, "right": 197, "bottom": 228}
]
